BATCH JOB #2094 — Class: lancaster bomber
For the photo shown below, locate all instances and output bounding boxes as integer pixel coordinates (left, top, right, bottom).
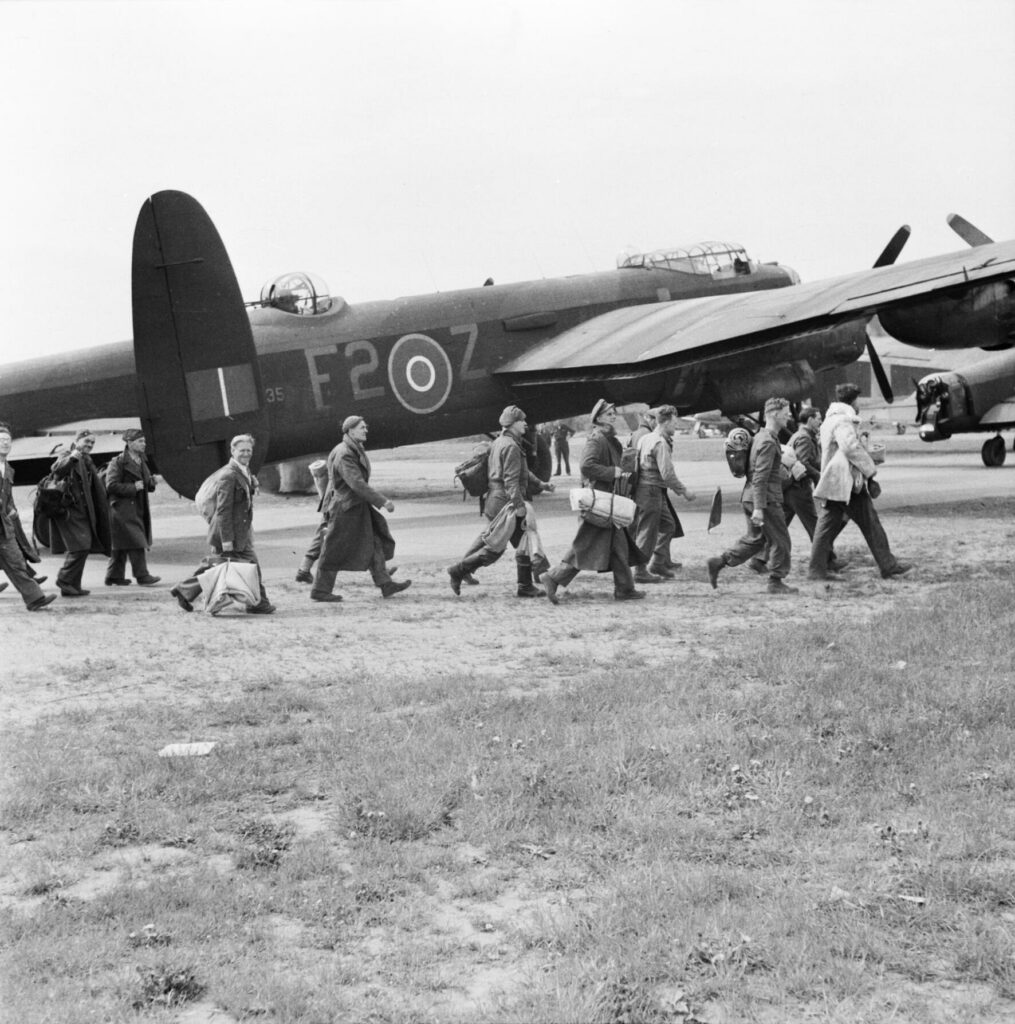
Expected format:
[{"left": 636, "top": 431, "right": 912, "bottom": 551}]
[{"left": 1, "top": 191, "right": 1012, "bottom": 497}]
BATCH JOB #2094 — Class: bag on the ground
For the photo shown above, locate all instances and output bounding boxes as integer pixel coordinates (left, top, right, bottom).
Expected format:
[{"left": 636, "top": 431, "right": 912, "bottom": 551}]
[
  {"left": 570, "top": 486, "right": 637, "bottom": 529},
  {"left": 33, "top": 473, "right": 72, "bottom": 520},
  {"left": 454, "top": 443, "right": 491, "bottom": 498},
  {"left": 194, "top": 470, "right": 220, "bottom": 522},
  {"left": 724, "top": 428, "right": 752, "bottom": 478}
]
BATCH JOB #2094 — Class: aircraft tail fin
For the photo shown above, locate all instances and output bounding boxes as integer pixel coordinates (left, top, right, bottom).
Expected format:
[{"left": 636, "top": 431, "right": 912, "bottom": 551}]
[{"left": 131, "top": 191, "right": 268, "bottom": 498}]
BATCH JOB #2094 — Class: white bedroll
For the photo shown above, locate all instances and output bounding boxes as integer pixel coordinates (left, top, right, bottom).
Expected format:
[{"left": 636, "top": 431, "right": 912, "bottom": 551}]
[{"left": 569, "top": 487, "right": 637, "bottom": 528}]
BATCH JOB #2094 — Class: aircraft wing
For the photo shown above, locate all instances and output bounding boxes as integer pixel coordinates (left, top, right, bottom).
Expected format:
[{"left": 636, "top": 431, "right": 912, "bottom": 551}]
[
  {"left": 978, "top": 400, "right": 1015, "bottom": 427},
  {"left": 497, "top": 242, "right": 1015, "bottom": 384},
  {"left": 8, "top": 425, "right": 134, "bottom": 484}
]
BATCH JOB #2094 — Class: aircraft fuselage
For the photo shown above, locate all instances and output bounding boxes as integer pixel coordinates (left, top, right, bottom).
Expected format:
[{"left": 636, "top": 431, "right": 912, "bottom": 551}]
[{"left": 0, "top": 262, "right": 794, "bottom": 466}]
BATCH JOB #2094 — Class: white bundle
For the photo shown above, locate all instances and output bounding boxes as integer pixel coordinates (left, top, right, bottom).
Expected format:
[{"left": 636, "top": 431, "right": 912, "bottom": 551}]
[{"left": 569, "top": 487, "right": 637, "bottom": 528}]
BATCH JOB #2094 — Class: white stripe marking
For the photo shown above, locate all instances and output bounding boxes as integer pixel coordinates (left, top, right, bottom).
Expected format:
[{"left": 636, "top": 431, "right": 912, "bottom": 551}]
[{"left": 218, "top": 367, "right": 230, "bottom": 416}]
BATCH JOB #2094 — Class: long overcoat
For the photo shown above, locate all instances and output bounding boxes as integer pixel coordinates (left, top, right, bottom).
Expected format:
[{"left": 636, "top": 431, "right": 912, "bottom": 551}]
[
  {"left": 564, "top": 426, "right": 645, "bottom": 572},
  {"left": 207, "top": 463, "right": 257, "bottom": 553},
  {"left": 45, "top": 452, "right": 112, "bottom": 556},
  {"left": 1, "top": 464, "right": 40, "bottom": 563},
  {"left": 319, "top": 439, "right": 395, "bottom": 572},
  {"left": 105, "top": 451, "right": 156, "bottom": 550}
]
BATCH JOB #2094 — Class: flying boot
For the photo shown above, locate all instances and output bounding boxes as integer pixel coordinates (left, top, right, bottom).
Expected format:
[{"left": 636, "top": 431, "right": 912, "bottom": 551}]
[
  {"left": 515, "top": 555, "right": 545, "bottom": 598},
  {"left": 448, "top": 549, "right": 491, "bottom": 595}
]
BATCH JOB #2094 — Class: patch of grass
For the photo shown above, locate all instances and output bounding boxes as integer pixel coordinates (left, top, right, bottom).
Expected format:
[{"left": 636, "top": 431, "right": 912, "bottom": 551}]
[{"left": 5, "top": 579, "right": 1015, "bottom": 1021}]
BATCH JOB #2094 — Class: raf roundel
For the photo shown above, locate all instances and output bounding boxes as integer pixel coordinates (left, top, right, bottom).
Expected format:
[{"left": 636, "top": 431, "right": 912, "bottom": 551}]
[{"left": 387, "top": 334, "right": 453, "bottom": 414}]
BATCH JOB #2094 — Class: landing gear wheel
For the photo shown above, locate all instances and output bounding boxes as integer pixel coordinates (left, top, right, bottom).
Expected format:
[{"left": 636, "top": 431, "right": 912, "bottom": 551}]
[{"left": 982, "top": 436, "right": 1006, "bottom": 467}]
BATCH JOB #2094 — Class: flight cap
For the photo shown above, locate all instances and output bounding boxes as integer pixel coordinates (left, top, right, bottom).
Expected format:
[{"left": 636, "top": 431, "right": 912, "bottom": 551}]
[
  {"left": 590, "top": 398, "right": 616, "bottom": 423},
  {"left": 835, "top": 383, "right": 862, "bottom": 404},
  {"left": 343, "top": 415, "right": 365, "bottom": 433}
]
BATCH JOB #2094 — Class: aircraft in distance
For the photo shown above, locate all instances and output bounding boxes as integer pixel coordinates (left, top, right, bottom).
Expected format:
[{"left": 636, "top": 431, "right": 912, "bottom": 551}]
[
  {"left": 910, "top": 215, "right": 1015, "bottom": 465},
  {"left": 1, "top": 191, "right": 1013, "bottom": 497}
]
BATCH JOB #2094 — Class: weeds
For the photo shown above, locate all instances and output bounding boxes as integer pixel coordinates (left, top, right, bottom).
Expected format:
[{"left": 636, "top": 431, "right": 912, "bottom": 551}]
[{"left": 4, "top": 578, "right": 1015, "bottom": 1021}]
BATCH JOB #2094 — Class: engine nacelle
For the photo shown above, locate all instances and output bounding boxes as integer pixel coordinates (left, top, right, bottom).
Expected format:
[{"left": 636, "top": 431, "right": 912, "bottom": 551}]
[
  {"left": 879, "top": 280, "right": 1014, "bottom": 351},
  {"left": 915, "top": 371, "right": 969, "bottom": 441},
  {"left": 711, "top": 360, "right": 816, "bottom": 415}
]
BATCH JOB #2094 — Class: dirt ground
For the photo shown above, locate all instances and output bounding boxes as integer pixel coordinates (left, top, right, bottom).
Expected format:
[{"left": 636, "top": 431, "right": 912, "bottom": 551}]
[
  {"left": 3, "top": 433, "right": 1011, "bottom": 736},
  {"left": 2, "top": 433, "right": 1014, "bottom": 1022}
]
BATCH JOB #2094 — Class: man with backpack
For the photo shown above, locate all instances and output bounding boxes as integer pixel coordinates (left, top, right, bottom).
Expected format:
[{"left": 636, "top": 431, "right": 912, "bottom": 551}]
[
  {"left": 447, "top": 405, "right": 554, "bottom": 597},
  {"left": 747, "top": 407, "right": 846, "bottom": 577},
  {"left": 707, "top": 397, "right": 798, "bottom": 595}
]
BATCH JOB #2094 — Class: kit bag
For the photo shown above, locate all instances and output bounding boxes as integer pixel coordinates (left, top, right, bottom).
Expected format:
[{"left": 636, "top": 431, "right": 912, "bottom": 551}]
[
  {"left": 454, "top": 443, "right": 491, "bottom": 498},
  {"left": 193, "top": 471, "right": 220, "bottom": 522},
  {"left": 33, "top": 473, "right": 72, "bottom": 520}
]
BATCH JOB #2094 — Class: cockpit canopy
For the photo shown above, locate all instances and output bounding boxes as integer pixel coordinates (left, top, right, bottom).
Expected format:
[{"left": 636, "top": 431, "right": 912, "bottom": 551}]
[
  {"left": 617, "top": 241, "right": 755, "bottom": 277},
  {"left": 259, "top": 272, "right": 342, "bottom": 315}
]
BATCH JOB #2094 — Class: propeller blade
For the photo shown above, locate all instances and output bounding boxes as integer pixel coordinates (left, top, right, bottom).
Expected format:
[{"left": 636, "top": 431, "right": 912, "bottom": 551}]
[
  {"left": 865, "top": 330, "right": 894, "bottom": 404},
  {"left": 946, "top": 213, "right": 993, "bottom": 247},
  {"left": 872, "top": 225, "right": 911, "bottom": 268}
]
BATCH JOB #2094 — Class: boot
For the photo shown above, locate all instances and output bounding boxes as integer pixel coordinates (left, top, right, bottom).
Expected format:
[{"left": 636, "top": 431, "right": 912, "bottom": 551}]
[
  {"left": 881, "top": 561, "right": 913, "bottom": 579},
  {"left": 706, "top": 556, "right": 725, "bottom": 589},
  {"left": 449, "top": 549, "right": 492, "bottom": 595},
  {"left": 747, "top": 558, "right": 767, "bottom": 575},
  {"left": 544, "top": 575, "right": 560, "bottom": 605},
  {"left": 381, "top": 580, "right": 412, "bottom": 598},
  {"left": 447, "top": 563, "right": 467, "bottom": 596},
  {"left": 296, "top": 568, "right": 314, "bottom": 584},
  {"left": 646, "top": 561, "right": 676, "bottom": 579},
  {"left": 516, "top": 558, "right": 545, "bottom": 598},
  {"left": 633, "top": 567, "right": 662, "bottom": 584},
  {"left": 766, "top": 578, "right": 799, "bottom": 595}
]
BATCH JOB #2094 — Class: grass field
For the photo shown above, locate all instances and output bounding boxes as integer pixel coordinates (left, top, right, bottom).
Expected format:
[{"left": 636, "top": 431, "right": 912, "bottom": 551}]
[
  {"left": 2, "top": 435, "right": 1014, "bottom": 1022},
  {"left": 3, "top": 568, "right": 1015, "bottom": 1021}
]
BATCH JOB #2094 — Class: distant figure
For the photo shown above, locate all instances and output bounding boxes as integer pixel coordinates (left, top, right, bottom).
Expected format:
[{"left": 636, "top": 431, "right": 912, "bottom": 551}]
[
  {"left": 447, "top": 405, "right": 554, "bottom": 597},
  {"left": 47, "top": 430, "right": 112, "bottom": 597},
  {"left": 170, "top": 434, "right": 275, "bottom": 614},
  {"left": 707, "top": 397, "right": 798, "bottom": 595},
  {"left": 483, "top": 277, "right": 494, "bottom": 287},
  {"left": 0, "top": 422, "right": 56, "bottom": 610},
  {"left": 104, "top": 428, "right": 160, "bottom": 587},
  {"left": 311, "top": 416, "right": 411, "bottom": 602},
  {"left": 552, "top": 422, "right": 574, "bottom": 476},
  {"left": 632, "top": 404, "right": 696, "bottom": 582},
  {"left": 809, "top": 383, "right": 912, "bottom": 581},
  {"left": 543, "top": 399, "right": 646, "bottom": 605}
]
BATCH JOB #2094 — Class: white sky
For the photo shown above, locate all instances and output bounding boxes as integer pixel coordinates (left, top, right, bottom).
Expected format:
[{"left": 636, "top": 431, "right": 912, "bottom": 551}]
[{"left": 2, "top": 0, "right": 1013, "bottom": 360}]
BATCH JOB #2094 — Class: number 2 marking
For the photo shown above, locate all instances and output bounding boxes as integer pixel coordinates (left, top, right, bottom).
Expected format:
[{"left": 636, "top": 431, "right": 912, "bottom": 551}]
[{"left": 347, "top": 341, "right": 385, "bottom": 400}]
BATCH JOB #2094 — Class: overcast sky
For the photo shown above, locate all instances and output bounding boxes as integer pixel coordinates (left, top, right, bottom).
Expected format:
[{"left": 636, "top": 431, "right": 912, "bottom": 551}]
[{"left": 2, "top": 0, "right": 1013, "bottom": 360}]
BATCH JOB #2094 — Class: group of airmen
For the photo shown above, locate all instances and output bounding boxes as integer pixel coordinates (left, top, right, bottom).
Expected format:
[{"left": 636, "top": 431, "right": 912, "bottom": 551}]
[{"left": 0, "top": 380, "right": 909, "bottom": 614}]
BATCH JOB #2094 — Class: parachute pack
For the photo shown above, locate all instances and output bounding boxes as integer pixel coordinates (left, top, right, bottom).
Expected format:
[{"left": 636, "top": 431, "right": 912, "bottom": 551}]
[
  {"left": 724, "top": 428, "right": 752, "bottom": 478},
  {"left": 454, "top": 443, "right": 491, "bottom": 499}
]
